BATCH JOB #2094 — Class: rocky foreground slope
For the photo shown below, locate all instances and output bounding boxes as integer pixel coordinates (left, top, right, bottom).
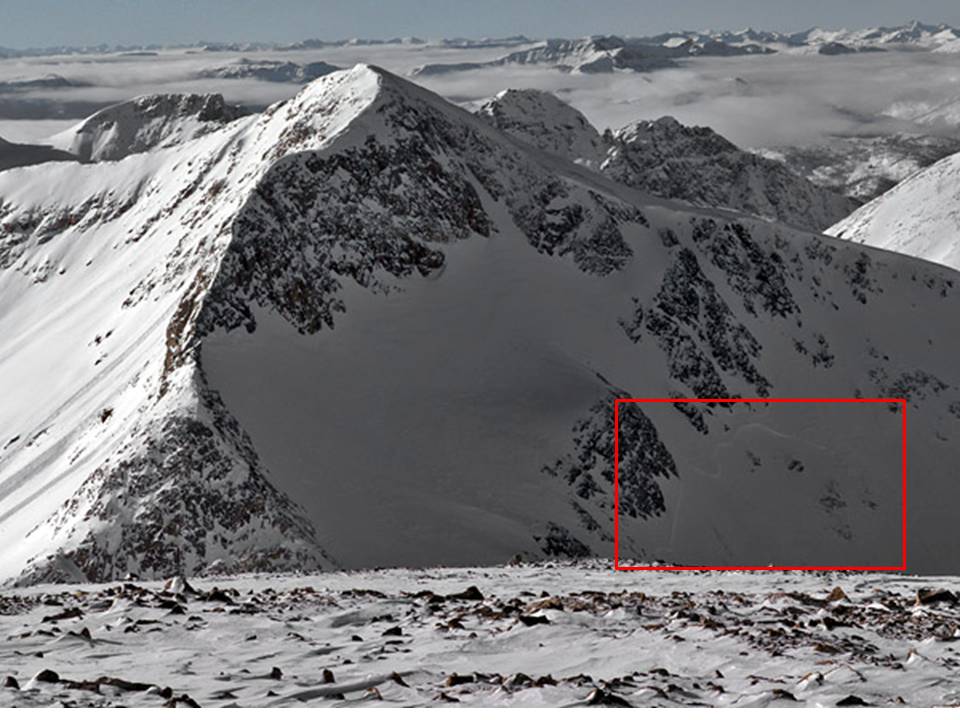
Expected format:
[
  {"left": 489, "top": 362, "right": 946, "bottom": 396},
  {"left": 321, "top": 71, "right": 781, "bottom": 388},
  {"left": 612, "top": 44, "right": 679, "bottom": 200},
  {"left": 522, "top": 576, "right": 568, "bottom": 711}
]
[
  {"left": 3, "top": 564, "right": 960, "bottom": 707},
  {"left": 1, "top": 65, "right": 959, "bottom": 585}
]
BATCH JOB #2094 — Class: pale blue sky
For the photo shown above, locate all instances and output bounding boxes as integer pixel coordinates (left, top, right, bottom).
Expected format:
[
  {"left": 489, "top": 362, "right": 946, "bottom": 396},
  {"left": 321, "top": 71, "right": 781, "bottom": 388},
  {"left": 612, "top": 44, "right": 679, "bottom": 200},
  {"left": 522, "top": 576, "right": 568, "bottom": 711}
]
[{"left": 3, "top": 0, "right": 960, "bottom": 49}]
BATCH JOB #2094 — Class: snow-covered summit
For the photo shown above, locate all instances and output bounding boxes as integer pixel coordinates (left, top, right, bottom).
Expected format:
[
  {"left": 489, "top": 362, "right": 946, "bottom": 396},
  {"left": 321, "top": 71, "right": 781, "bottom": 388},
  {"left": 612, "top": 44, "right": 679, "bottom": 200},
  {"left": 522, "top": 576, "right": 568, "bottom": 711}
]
[
  {"left": 197, "top": 58, "right": 341, "bottom": 83},
  {"left": 601, "top": 116, "right": 859, "bottom": 230},
  {"left": 476, "top": 89, "right": 606, "bottom": 166},
  {"left": 476, "top": 91, "right": 857, "bottom": 230},
  {"left": 49, "top": 93, "right": 247, "bottom": 162}
]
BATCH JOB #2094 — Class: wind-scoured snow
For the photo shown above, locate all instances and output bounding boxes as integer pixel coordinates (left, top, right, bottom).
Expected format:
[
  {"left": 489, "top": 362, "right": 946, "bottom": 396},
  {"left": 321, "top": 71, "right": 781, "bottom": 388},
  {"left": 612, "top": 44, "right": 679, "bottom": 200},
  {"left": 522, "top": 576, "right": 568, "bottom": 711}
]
[{"left": 4, "top": 564, "right": 960, "bottom": 707}]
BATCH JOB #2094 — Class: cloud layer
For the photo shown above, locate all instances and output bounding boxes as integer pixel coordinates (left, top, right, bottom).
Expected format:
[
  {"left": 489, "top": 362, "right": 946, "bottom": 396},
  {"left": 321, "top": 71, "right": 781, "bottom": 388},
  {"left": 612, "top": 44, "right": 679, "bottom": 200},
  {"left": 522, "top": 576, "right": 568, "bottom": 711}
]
[{"left": 2, "top": 43, "right": 960, "bottom": 148}]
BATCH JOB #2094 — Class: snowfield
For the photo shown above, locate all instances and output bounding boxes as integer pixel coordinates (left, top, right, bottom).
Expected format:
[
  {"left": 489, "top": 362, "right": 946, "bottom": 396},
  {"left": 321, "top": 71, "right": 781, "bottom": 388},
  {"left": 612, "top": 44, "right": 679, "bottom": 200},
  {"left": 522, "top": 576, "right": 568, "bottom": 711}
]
[
  {"left": 828, "top": 149, "right": 960, "bottom": 272},
  {"left": 3, "top": 563, "right": 960, "bottom": 707}
]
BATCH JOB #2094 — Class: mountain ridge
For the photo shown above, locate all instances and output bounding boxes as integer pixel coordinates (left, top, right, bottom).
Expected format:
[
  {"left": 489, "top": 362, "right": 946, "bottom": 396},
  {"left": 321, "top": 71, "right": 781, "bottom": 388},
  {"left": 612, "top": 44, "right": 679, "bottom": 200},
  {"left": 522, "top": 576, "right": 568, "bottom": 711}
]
[
  {"left": 1, "top": 64, "right": 959, "bottom": 584},
  {"left": 477, "top": 88, "right": 858, "bottom": 230}
]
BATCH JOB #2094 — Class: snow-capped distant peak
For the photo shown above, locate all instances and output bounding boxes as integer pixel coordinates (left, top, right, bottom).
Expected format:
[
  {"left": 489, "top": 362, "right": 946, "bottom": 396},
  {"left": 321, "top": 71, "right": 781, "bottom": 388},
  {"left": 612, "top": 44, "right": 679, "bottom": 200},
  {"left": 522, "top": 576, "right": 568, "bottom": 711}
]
[
  {"left": 198, "top": 57, "right": 341, "bottom": 83},
  {"left": 610, "top": 116, "right": 739, "bottom": 156},
  {"left": 475, "top": 90, "right": 856, "bottom": 231},
  {"left": 476, "top": 88, "right": 606, "bottom": 166},
  {"left": 48, "top": 92, "right": 247, "bottom": 162}
]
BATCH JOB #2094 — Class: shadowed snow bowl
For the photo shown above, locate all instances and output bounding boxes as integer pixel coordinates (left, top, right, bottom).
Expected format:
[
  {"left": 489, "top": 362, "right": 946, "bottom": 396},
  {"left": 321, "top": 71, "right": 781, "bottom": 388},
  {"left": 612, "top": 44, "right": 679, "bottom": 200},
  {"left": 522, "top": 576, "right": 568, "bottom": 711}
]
[
  {"left": 614, "top": 400, "right": 903, "bottom": 569},
  {"left": 201, "top": 233, "right": 620, "bottom": 568}
]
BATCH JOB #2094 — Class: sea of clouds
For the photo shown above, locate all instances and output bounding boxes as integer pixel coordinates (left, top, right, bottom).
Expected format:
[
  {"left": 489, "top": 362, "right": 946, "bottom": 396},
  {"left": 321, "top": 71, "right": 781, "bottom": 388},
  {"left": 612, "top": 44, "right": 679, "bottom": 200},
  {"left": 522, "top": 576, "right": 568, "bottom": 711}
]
[{"left": 1, "top": 41, "right": 960, "bottom": 149}]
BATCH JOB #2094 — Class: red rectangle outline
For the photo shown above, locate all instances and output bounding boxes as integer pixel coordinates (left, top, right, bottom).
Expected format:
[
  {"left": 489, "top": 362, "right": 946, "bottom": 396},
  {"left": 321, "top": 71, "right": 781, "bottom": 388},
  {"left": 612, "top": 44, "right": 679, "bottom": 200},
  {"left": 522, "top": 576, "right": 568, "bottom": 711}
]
[{"left": 613, "top": 397, "right": 907, "bottom": 572}]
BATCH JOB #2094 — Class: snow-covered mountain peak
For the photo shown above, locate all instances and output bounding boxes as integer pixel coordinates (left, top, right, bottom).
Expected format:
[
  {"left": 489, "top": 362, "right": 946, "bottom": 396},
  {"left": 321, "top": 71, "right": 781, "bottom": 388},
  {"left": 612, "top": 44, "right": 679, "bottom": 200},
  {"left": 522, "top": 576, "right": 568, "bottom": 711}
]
[
  {"left": 474, "top": 89, "right": 855, "bottom": 231},
  {"left": 600, "top": 115, "right": 859, "bottom": 229},
  {"left": 49, "top": 92, "right": 246, "bottom": 162},
  {"left": 198, "top": 57, "right": 341, "bottom": 83},
  {"left": 2, "top": 63, "right": 960, "bottom": 585},
  {"left": 0, "top": 62, "right": 652, "bottom": 583},
  {"left": 476, "top": 88, "right": 606, "bottom": 166},
  {"left": 610, "top": 116, "right": 740, "bottom": 158}
]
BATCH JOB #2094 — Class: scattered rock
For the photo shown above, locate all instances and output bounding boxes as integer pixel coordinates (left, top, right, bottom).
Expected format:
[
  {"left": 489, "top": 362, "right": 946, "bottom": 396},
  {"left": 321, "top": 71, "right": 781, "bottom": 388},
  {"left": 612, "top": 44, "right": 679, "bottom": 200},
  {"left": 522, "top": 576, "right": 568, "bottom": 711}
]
[
  {"left": 823, "top": 616, "right": 852, "bottom": 631},
  {"left": 97, "top": 676, "right": 155, "bottom": 692},
  {"left": 518, "top": 614, "right": 550, "bottom": 627},
  {"left": 269, "top": 667, "right": 283, "bottom": 680},
  {"left": 33, "top": 669, "right": 60, "bottom": 683},
  {"left": 446, "top": 586, "right": 484, "bottom": 601},
  {"left": 390, "top": 672, "right": 409, "bottom": 688},
  {"left": 526, "top": 596, "right": 564, "bottom": 612},
  {"left": 917, "top": 588, "right": 957, "bottom": 606},
  {"left": 445, "top": 673, "right": 475, "bottom": 687},
  {"left": 585, "top": 687, "right": 633, "bottom": 707},
  {"left": 41, "top": 607, "right": 83, "bottom": 623},
  {"left": 164, "top": 693, "right": 201, "bottom": 708},
  {"left": 69, "top": 626, "right": 93, "bottom": 641},
  {"left": 814, "top": 642, "right": 843, "bottom": 655},
  {"left": 826, "top": 586, "right": 848, "bottom": 603},
  {"left": 322, "top": 669, "right": 336, "bottom": 684},
  {"left": 505, "top": 672, "right": 533, "bottom": 687},
  {"left": 4, "top": 676, "right": 19, "bottom": 689},
  {"left": 836, "top": 694, "right": 870, "bottom": 707},
  {"left": 772, "top": 688, "right": 799, "bottom": 701},
  {"left": 381, "top": 626, "right": 403, "bottom": 637},
  {"left": 163, "top": 576, "right": 197, "bottom": 595},
  {"left": 202, "top": 588, "right": 236, "bottom": 605}
]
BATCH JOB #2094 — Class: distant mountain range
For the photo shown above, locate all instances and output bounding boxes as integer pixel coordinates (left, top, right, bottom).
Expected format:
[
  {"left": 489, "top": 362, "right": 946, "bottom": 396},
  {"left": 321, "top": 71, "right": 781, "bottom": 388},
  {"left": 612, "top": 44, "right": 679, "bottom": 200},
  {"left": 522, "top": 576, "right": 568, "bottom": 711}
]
[{"left": 2, "top": 20, "right": 959, "bottom": 64}]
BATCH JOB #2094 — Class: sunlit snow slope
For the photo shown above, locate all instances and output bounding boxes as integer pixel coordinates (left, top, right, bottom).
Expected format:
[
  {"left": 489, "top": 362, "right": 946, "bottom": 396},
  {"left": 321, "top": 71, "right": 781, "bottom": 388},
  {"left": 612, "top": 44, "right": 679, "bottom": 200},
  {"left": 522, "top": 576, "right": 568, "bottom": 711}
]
[{"left": 828, "top": 150, "right": 960, "bottom": 271}]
